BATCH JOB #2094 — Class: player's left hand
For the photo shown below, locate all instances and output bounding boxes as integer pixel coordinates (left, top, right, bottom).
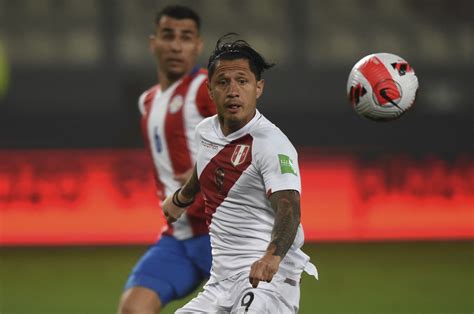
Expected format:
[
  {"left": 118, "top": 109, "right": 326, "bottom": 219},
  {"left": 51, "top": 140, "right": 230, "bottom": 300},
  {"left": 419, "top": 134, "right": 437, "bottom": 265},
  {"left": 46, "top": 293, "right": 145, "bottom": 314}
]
[{"left": 249, "top": 254, "right": 282, "bottom": 288}]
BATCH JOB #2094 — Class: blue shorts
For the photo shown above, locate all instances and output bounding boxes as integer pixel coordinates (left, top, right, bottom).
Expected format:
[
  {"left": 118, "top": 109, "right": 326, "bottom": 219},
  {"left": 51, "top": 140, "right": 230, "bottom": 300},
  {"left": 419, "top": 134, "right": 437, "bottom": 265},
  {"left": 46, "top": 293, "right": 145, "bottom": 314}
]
[{"left": 124, "top": 234, "right": 212, "bottom": 305}]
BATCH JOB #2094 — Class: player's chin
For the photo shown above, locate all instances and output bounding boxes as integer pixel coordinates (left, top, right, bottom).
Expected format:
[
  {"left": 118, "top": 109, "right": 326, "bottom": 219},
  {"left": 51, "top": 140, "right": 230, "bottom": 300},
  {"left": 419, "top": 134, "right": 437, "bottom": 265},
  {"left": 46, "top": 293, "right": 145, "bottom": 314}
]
[
  {"left": 225, "top": 112, "right": 244, "bottom": 124},
  {"left": 167, "top": 68, "right": 186, "bottom": 80}
]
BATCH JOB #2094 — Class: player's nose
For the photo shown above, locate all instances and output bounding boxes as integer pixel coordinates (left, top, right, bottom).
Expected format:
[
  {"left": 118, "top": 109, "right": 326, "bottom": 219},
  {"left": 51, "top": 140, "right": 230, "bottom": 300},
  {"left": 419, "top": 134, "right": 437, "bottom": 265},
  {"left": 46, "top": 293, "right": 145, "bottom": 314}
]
[
  {"left": 170, "top": 39, "right": 183, "bottom": 52},
  {"left": 227, "top": 80, "right": 239, "bottom": 97}
]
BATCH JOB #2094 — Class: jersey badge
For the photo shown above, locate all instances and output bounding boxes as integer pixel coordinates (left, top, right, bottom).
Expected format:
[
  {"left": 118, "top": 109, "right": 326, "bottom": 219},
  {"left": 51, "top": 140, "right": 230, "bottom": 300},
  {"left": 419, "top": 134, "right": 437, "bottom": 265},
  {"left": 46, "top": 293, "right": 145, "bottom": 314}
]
[
  {"left": 231, "top": 144, "right": 250, "bottom": 167},
  {"left": 168, "top": 95, "right": 184, "bottom": 113},
  {"left": 278, "top": 154, "right": 297, "bottom": 175}
]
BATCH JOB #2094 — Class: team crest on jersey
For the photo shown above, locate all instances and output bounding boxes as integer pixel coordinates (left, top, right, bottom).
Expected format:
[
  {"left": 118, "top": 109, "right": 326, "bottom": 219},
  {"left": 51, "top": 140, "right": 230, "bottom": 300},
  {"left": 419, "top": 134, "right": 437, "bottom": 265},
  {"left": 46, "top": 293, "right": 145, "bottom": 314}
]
[
  {"left": 168, "top": 95, "right": 184, "bottom": 113},
  {"left": 231, "top": 144, "right": 250, "bottom": 167}
]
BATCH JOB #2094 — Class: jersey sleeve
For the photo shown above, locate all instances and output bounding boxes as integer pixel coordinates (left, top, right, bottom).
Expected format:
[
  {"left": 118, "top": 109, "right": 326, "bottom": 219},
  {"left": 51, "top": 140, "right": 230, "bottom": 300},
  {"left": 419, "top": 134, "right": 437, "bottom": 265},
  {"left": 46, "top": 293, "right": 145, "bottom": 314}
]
[
  {"left": 194, "top": 116, "right": 213, "bottom": 144},
  {"left": 256, "top": 130, "right": 301, "bottom": 196},
  {"left": 138, "top": 85, "right": 160, "bottom": 116},
  {"left": 138, "top": 91, "right": 147, "bottom": 116},
  {"left": 195, "top": 80, "right": 216, "bottom": 117}
]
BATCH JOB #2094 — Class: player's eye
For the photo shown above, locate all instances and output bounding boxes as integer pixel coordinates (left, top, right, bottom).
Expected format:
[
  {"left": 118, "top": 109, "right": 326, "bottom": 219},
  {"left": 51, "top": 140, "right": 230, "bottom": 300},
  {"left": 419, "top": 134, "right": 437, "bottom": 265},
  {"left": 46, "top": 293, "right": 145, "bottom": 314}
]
[
  {"left": 181, "top": 35, "right": 193, "bottom": 42},
  {"left": 161, "top": 33, "right": 174, "bottom": 40},
  {"left": 218, "top": 79, "right": 228, "bottom": 86},
  {"left": 238, "top": 78, "right": 247, "bottom": 85}
]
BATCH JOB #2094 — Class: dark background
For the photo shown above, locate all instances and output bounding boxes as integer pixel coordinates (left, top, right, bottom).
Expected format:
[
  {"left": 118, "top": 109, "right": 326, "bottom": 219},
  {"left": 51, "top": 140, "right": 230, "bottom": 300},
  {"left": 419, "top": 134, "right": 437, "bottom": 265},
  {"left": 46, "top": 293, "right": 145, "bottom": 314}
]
[{"left": 1, "top": 0, "right": 472, "bottom": 156}]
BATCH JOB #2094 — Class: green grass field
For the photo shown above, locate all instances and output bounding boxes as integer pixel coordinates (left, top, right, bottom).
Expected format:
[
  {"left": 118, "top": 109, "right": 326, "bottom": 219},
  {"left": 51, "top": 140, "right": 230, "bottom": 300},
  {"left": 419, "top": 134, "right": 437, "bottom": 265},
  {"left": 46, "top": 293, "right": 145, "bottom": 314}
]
[{"left": 1, "top": 241, "right": 473, "bottom": 314}]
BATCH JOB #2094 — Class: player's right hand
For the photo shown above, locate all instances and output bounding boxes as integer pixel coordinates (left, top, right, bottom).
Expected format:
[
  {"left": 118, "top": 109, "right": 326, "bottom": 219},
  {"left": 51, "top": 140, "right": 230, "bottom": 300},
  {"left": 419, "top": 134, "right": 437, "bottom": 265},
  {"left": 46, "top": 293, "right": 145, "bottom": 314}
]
[
  {"left": 249, "top": 254, "right": 282, "bottom": 288},
  {"left": 161, "top": 194, "right": 186, "bottom": 223}
]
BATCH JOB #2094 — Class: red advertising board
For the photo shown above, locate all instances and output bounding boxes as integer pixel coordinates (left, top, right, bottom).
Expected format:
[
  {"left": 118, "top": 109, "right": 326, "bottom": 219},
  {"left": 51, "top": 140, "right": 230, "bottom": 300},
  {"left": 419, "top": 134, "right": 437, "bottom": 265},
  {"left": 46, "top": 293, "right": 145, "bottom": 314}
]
[{"left": 0, "top": 149, "right": 473, "bottom": 245}]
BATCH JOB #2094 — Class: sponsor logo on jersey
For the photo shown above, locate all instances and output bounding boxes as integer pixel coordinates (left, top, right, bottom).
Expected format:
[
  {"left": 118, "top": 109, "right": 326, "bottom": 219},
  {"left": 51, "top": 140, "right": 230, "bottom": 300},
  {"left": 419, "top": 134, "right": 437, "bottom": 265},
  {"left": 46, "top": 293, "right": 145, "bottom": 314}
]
[
  {"left": 231, "top": 144, "right": 250, "bottom": 167},
  {"left": 168, "top": 95, "right": 184, "bottom": 113},
  {"left": 201, "top": 140, "right": 219, "bottom": 150},
  {"left": 278, "top": 154, "right": 297, "bottom": 175}
]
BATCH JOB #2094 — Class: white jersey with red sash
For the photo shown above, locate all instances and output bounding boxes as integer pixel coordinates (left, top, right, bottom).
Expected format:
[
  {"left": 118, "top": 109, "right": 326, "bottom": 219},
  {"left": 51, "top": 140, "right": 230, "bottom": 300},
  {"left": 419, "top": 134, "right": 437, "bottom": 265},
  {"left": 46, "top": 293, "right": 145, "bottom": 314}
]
[
  {"left": 139, "top": 68, "right": 215, "bottom": 240},
  {"left": 195, "top": 110, "right": 317, "bottom": 283}
]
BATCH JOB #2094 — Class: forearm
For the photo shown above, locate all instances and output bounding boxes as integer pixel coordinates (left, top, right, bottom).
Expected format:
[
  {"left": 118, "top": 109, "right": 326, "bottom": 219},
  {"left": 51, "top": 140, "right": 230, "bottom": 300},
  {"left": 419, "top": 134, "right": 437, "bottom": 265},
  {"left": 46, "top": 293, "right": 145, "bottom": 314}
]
[
  {"left": 267, "top": 190, "right": 301, "bottom": 258},
  {"left": 163, "top": 166, "right": 200, "bottom": 223},
  {"left": 177, "top": 166, "right": 200, "bottom": 202}
]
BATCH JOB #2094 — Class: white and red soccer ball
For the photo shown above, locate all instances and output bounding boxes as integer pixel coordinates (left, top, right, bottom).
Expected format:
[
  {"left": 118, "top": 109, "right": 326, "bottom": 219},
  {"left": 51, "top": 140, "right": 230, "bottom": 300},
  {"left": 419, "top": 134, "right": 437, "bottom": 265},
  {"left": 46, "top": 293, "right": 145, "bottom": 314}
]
[{"left": 347, "top": 53, "right": 419, "bottom": 121}]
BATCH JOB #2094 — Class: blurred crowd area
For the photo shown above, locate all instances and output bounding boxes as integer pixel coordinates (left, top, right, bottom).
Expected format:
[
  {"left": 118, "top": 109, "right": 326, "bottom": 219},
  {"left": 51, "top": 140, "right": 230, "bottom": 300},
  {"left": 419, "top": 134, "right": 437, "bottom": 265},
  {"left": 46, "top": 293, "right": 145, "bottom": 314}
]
[
  {"left": 1, "top": 0, "right": 472, "bottom": 67},
  {"left": 0, "top": 0, "right": 472, "bottom": 153}
]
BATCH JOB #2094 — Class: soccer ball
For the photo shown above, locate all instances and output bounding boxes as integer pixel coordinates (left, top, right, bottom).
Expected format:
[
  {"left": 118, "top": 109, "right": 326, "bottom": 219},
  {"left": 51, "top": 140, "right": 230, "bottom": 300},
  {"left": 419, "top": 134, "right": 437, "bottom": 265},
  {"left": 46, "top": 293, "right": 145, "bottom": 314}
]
[{"left": 347, "top": 53, "right": 419, "bottom": 121}]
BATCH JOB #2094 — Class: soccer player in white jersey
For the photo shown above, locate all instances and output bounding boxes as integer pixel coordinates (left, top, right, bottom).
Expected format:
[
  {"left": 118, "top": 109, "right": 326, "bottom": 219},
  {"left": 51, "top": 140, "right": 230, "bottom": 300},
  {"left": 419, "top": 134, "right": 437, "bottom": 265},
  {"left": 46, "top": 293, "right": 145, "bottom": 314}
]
[
  {"left": 162, "top": 35, "right": 318, "bottom": 313},
  {"left": 118, "top": 6, "right": 215, "bottom": 314}
]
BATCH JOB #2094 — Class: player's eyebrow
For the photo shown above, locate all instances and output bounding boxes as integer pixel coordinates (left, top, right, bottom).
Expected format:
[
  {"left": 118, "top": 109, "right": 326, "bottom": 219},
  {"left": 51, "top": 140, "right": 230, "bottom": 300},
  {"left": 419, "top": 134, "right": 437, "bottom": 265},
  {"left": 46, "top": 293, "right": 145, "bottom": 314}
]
[
  {"left": 235, "top": 70, "right": 251, "bottom": 77},
  {"left": 160, "top": 28, "right": 197, "bottom": 36},
  {"left": 160, "top": 28, "right": 174, "bottom": 34},
  {"left": 180, "top": 29, "right": 196, "bottom": 36}
]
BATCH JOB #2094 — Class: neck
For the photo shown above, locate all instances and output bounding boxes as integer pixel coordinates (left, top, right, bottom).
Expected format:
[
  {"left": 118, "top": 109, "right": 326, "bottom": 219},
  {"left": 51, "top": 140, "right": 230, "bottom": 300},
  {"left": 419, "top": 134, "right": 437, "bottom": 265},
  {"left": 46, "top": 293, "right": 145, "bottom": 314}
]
[
  {"left": 157, "top": 69, "right": 183, "bottom": 91},
  {"left": 220, "top": 121, "right": 243, "bottom": 136},
  {"left": 219, "top": 111, "right": 256, "bottom": 136}
]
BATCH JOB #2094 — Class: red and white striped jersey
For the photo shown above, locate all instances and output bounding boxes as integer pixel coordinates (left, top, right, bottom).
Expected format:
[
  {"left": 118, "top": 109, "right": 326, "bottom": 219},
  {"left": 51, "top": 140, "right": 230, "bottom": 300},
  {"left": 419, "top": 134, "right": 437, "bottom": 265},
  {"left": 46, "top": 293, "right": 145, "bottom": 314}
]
[
  {"left": 139, "top": 68, "right": 216, "bottom": 240},
  {"left": 195, "top": 110, "right": 315, "bottom": 282}
]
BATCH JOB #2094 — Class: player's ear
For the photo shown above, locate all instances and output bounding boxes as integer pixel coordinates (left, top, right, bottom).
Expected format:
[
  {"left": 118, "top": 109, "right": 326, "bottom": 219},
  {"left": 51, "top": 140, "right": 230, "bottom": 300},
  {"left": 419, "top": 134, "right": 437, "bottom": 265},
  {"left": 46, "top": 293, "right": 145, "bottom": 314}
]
[
  {"left": 256, "top": 79, "right": 265, "bottom": 99},
  {"left": 207, "top": 80, "right": 214, "bottom": 100},
  {"left": 196, "top": 36, "right": 204, "bottom": 55},
  {"left": 148, "top": 34, "right": 156, "bottom": 54}
]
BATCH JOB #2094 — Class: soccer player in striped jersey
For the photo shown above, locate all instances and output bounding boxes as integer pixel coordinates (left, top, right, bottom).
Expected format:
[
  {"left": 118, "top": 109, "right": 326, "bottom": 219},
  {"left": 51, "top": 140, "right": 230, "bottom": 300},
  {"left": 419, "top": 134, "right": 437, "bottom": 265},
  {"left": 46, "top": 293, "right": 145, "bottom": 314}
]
[
  {"left": 118, "top": 6, "right": 215, "bottom": 314},
  {"left": 162, "top": 35, "right": 317, "bottom": 313}
]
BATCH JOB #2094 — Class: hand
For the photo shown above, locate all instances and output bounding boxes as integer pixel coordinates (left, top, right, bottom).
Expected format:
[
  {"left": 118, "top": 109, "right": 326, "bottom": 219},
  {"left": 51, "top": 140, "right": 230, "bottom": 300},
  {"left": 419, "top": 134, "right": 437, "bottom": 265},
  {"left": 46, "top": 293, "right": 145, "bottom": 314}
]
[
  {"left": 174, "top": 168, "right": 194, "bottom": 185},
  {"left": 249, "top": 254, "right": 282, "bottom": 288},
  {"left": 161, "top": 193, "right": 186, "bottom": 223}
]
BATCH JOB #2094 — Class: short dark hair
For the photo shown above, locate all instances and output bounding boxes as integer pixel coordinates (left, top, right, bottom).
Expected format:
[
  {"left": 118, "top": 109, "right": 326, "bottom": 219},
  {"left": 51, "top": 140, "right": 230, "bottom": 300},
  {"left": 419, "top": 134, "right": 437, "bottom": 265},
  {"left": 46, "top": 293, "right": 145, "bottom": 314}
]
[
  {"left": 207, "top": 33, "right": 275, "bottom": 81},
  {"left": 155, "top": 5, "right": 201, "bottom": 31}
]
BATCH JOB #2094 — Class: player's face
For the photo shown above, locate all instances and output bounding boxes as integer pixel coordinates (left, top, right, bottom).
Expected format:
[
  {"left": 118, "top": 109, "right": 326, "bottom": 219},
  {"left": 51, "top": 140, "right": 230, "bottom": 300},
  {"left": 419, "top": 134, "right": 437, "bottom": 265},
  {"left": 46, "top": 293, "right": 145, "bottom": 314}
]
[
  {"left": 150, "top": 16, "right": 203, "bottom": 81},
  {"left": 208, "top": 59, "right": 264, "bottom": 134}
]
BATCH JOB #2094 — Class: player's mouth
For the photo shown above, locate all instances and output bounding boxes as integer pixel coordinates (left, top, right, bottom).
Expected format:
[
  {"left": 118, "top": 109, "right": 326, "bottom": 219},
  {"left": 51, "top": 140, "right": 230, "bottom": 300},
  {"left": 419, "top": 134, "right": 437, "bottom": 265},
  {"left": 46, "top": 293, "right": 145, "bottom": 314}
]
[
  {"left": 225, "top": 103, "right": 242, "bottom": 114},
  {"left": 166, "top": 58, "right": 184, "bottom": 66}
]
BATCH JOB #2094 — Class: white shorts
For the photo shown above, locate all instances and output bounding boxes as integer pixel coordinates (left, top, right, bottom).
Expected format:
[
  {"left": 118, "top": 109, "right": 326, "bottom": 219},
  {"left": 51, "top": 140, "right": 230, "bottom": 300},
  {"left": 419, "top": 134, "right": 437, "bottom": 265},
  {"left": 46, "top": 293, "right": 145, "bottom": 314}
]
[{"left": 175, "top": 271, "right": 301, "bottom": 313}]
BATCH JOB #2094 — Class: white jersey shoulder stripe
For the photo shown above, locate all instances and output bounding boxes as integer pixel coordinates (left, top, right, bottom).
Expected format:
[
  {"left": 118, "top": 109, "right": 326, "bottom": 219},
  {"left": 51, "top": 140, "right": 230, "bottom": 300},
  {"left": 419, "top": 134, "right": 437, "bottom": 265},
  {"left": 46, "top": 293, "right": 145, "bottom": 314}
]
[
  {"left": 138, "top": 91, "right": 147, "bottom": 115},
  {"left": 138, "top": 85, "right": 160, "bottom": 116},
  {"left": 185, "top": 73, "right": 207, "bottom": 111}
]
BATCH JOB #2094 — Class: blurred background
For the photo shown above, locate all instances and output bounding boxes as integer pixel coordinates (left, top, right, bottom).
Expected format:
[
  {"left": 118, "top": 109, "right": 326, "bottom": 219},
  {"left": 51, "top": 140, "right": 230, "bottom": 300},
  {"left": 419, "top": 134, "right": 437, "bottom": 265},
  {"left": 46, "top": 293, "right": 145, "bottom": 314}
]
[{"left": 0, "top": 0, "right": 473, "bottom": 313}]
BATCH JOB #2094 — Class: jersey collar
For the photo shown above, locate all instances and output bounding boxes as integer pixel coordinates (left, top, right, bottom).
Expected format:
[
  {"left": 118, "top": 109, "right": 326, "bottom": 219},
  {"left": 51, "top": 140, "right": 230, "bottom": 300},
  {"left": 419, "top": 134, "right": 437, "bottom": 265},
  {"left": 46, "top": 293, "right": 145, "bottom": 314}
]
[{"left": 214, "top": 109, "right": 262, "bottom": 141}]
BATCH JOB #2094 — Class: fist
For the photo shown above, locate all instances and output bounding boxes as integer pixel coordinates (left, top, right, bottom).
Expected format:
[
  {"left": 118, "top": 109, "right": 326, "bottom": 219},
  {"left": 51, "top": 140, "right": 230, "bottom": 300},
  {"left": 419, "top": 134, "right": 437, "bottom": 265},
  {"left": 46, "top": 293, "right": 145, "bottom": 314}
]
[{"left": 249, "top": 254, "right": 282, "bottom": 288}]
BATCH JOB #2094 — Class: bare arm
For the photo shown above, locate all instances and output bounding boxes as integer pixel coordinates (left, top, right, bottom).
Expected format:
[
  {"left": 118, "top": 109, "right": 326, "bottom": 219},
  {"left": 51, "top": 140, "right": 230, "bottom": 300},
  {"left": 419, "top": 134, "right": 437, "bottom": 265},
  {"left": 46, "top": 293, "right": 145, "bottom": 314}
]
[
  {"left": 162, "top": 165, "right": 200, "bottom": 223},
  {"left": 267, "top": 189, "right": 301, "bottom": 258},
  {"left": 249, "top": 189, "right": 301, "bottom": 288},
  {"left": 179, "top": 166, "right": 201, "bottom": 202},
  {"left": 173, "top": 167, "right": 194, "bottom": 185}
]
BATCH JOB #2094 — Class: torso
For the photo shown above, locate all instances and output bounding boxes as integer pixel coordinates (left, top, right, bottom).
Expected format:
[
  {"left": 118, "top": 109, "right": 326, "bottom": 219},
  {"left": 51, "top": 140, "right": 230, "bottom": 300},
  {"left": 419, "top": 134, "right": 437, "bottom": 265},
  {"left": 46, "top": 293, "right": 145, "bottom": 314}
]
[
  {"left": 140, "top": 68, "right": 215, "bottom": 239},
  {"left": 195, "top": 111, "right": 310, "bottom": 281}
]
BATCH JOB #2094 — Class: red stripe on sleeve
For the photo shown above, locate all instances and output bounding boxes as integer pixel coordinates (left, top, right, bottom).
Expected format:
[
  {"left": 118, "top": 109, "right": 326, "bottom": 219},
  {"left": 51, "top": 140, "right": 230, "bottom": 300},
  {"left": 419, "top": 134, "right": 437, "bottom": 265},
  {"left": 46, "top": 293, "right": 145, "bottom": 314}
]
[{"left": 195, "top": 78, "right": 216, "bottom": 117}]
